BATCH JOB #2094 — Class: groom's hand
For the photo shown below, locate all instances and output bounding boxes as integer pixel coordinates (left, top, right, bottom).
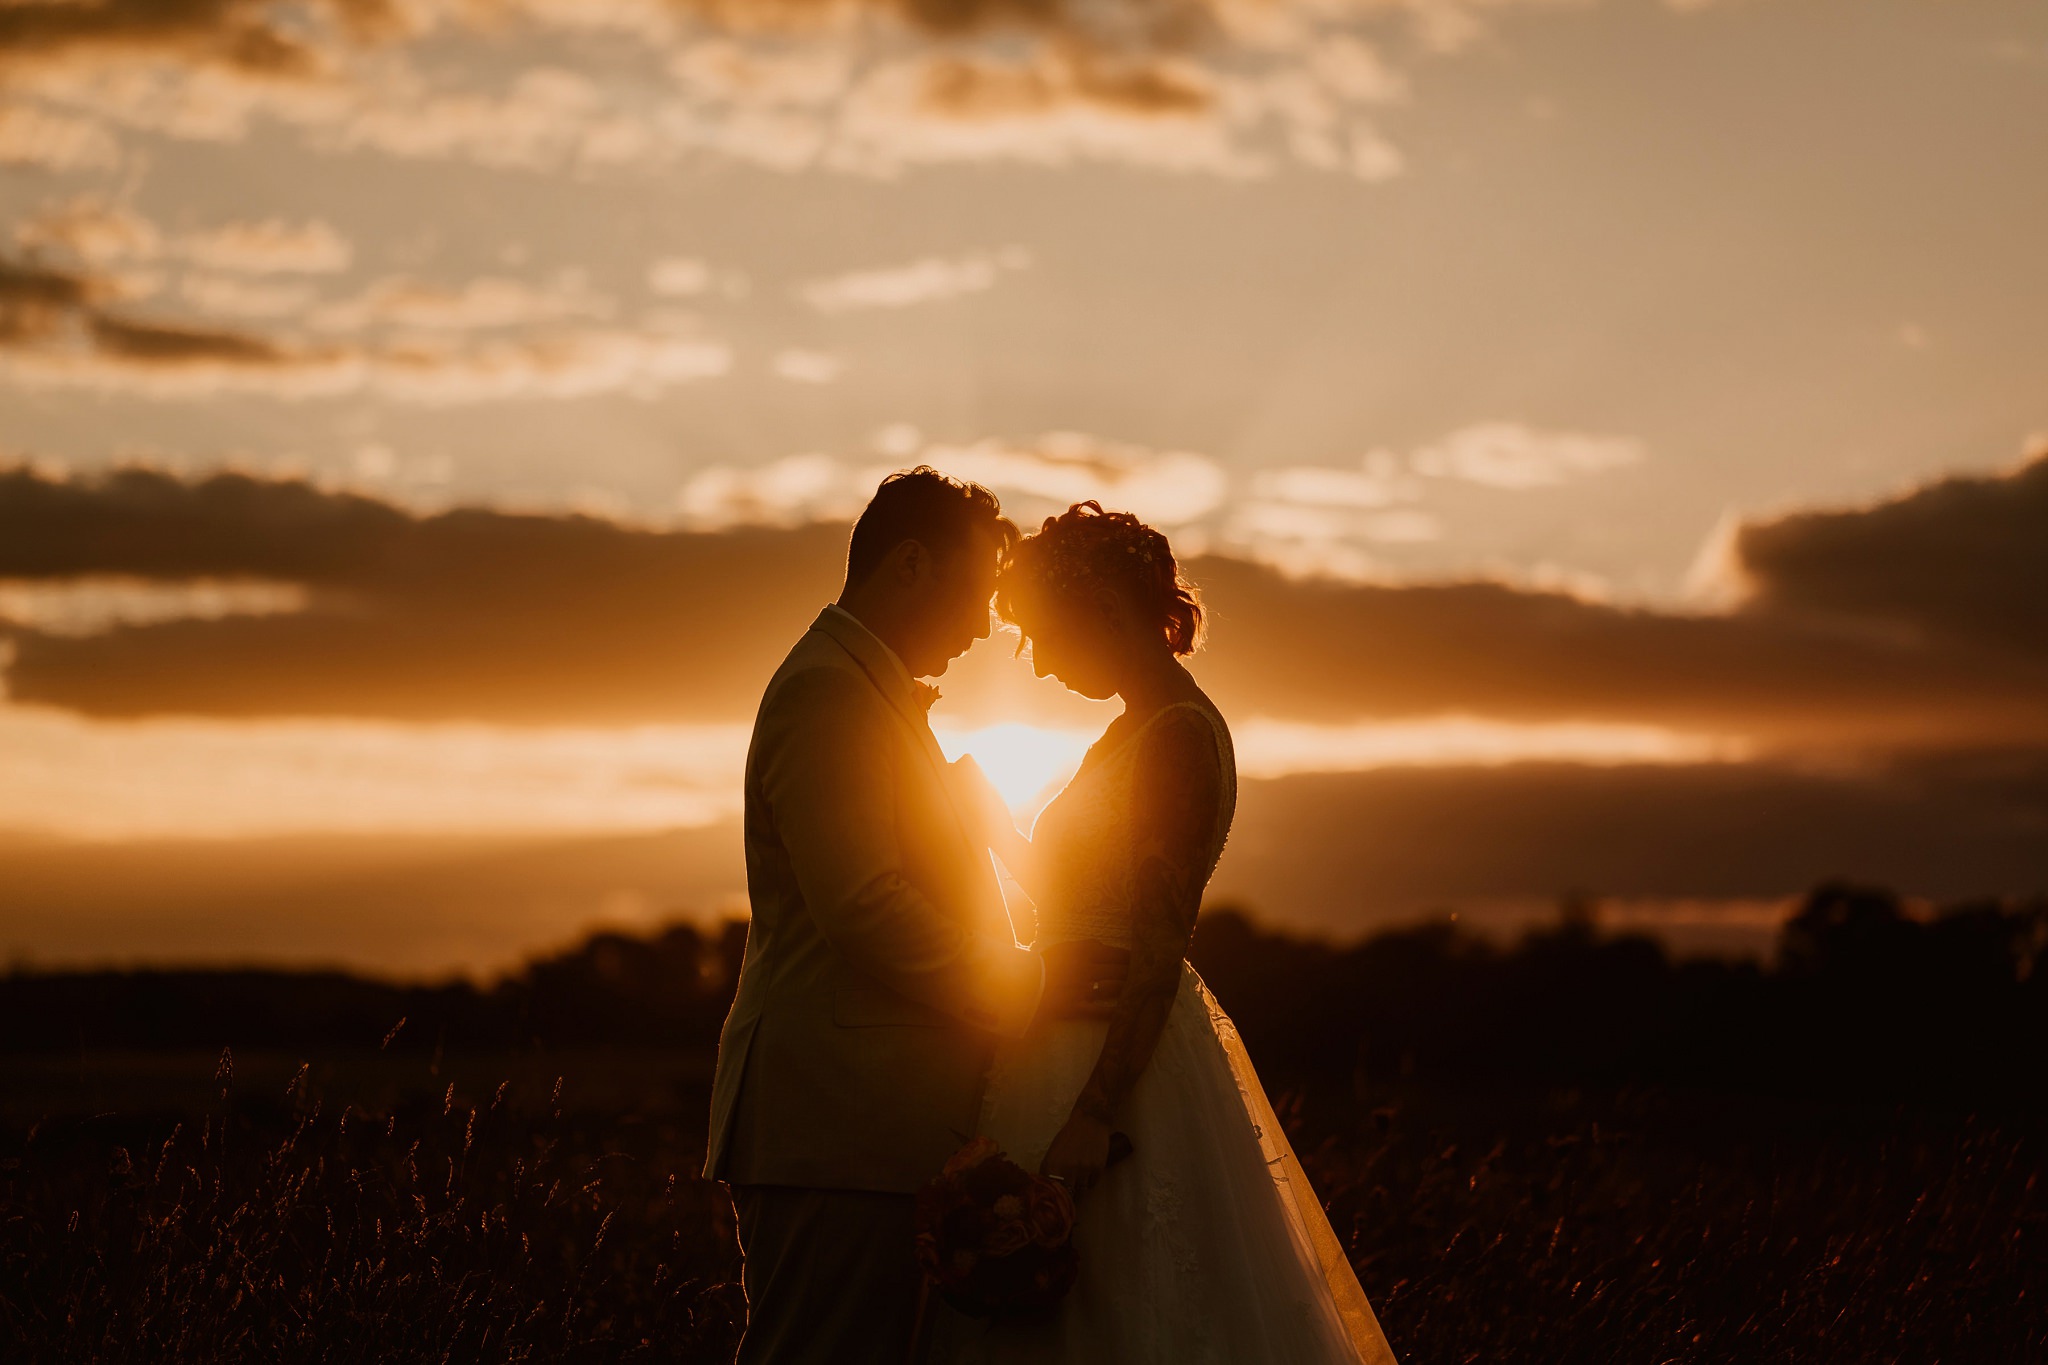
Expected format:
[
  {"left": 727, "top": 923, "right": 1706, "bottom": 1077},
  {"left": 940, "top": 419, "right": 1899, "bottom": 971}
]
[
  {"left": 950, "top": 755, "right": 1013, "bottom": 840},
  {"left": 1039, "top": 938, "right": 1130, "bottom": 1020}
]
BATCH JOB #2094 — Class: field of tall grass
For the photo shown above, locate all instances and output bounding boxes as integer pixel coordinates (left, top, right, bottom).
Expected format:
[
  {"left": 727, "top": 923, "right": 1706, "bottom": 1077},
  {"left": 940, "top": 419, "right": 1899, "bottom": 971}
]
[
  {"left": 3, "top": 1050, "right": 2039, "bottom": 1363},
  {"left": 1, "top": 1053, "right": 743, "bottom": 1363},
  {"left": 4, "top": 885, "right": 2043, "bottom": 1362}
]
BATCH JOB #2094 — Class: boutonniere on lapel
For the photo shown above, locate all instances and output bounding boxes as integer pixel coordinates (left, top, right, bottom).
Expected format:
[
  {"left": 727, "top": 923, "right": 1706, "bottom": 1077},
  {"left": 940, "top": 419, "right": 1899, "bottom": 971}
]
[{"left": 910, "top": 680, "right": 941, "bottom": 713}]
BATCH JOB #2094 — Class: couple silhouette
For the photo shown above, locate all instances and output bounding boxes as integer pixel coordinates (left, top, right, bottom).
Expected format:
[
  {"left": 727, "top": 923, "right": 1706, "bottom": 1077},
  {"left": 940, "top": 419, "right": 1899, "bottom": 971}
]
[{"left": 704, "top": 468, "right": 1395, "bottom": 1365}]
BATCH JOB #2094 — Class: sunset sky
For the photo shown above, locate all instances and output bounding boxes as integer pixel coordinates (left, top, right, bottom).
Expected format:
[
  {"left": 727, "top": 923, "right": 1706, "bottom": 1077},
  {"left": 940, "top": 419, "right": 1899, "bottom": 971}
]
[{"left": 2, "top": 0, "right": 2045, "bottom": 974}]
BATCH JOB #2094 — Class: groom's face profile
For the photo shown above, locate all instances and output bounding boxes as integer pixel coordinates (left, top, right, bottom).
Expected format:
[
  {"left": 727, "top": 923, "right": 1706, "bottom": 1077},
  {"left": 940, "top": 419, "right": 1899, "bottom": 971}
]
[{"left": 895, "top": 528, "right": 1002, "bottom": 678}]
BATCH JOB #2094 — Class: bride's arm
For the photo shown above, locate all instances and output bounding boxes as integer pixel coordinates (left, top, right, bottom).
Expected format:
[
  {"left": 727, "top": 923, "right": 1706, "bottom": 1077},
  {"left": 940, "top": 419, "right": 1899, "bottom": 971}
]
[{"left": 1040, "top": 709, "right": 1219, "bottom": 1194}]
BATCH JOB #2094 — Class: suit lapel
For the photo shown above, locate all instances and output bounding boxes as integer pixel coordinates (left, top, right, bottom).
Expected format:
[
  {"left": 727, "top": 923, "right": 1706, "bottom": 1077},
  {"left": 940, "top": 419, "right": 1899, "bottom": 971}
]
[{"left": 808, "top": 608, "right": 984, "bottom": 871}]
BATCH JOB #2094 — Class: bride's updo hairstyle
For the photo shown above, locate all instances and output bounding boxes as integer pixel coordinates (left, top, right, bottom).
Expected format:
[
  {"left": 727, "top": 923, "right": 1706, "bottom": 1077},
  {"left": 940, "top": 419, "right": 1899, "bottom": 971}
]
[{"left": 996, "top": 501, "right": 1204, "bottom": 656}]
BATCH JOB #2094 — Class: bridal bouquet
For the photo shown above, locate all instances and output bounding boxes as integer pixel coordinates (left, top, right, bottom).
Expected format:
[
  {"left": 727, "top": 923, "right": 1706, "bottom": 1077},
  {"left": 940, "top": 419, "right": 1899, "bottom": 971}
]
[{"left": 913, "top": 1137, "right": 1079, "bottom": 1317}]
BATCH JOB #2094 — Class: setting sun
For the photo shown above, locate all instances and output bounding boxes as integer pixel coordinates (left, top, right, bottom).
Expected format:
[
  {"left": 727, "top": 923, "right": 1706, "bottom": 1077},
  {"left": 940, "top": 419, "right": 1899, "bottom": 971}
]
[{"left": 934, "top": 723, "right": 1094, "bottom": 816}]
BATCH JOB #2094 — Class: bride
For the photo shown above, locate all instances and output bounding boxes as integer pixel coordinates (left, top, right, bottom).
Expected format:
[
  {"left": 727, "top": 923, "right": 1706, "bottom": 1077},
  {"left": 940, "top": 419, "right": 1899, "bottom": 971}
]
[{"left": 941, "top": 501, "right": 1397, "bottom": 1365}]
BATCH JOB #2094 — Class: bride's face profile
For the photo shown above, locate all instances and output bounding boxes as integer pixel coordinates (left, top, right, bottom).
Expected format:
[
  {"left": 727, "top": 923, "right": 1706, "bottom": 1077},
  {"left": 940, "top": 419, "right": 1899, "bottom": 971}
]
[
  {"left": 1018, "top": 588, "right": 1128, "bottom": 702},
  {"left": 998, "top": 503, "right": 1199, "bottom": 703}
]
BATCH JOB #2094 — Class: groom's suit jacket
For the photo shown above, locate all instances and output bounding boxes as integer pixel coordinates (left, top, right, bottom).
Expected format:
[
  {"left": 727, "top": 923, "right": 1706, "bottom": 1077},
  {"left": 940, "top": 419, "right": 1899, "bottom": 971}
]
[{"left": 704, "top": 606, "right": 1043, "bottom": 1194}]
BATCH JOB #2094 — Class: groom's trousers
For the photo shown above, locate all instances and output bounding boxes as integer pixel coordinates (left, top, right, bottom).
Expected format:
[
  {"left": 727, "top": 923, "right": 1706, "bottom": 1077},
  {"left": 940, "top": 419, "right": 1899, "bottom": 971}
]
[{"left": 732, "top": 1184, "right": 924, "bottom": 1365}]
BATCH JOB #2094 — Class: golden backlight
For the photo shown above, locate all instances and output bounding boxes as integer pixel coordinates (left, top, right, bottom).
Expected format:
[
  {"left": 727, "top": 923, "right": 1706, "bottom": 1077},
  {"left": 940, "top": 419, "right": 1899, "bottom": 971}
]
[
  {"left": 0, "top": 705, "right": 1747, "bottom": 841},
  {"left": 933, "top": 723, "right": 1095, "bottom": 816}
]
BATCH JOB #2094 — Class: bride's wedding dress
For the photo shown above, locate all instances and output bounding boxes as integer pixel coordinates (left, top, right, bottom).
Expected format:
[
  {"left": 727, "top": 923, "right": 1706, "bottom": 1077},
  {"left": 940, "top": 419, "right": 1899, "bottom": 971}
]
[{"left": 942, "top": 698, "right": 1397, "bottom": 1365}]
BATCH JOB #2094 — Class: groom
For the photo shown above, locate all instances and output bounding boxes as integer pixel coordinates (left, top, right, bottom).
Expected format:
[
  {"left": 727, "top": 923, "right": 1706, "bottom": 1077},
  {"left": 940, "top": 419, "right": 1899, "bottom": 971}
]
[{"left": 705, "top": 467, "right": 1126, "bottom": 1365}]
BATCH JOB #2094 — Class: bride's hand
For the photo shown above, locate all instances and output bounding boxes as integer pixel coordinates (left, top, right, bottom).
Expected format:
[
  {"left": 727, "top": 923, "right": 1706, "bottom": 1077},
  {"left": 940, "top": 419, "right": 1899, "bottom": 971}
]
[{"left": 1039, "top": 1110, "right": 1113, "bottom": 1197}]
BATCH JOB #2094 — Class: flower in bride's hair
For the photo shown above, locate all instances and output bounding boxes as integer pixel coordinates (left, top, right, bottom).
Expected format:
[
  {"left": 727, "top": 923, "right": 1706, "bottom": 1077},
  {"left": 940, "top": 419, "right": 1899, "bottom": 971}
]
[{"left": 996, "top": 499, "right": 1205, "bottom": 656}]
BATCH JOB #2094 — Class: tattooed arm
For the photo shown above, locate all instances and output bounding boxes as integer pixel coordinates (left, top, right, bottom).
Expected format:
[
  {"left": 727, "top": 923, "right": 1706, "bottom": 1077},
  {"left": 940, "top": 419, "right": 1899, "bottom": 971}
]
[{"left": 1040, "top": 707, "right": 1221, "bottom": 1194}]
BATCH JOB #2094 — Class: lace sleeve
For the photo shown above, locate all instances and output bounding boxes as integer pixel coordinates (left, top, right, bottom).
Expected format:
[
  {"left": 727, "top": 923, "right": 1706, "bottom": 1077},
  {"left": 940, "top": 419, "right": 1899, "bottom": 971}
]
[{"left": 1069, "top": 706, "right": 1223, "bottom": 1125}]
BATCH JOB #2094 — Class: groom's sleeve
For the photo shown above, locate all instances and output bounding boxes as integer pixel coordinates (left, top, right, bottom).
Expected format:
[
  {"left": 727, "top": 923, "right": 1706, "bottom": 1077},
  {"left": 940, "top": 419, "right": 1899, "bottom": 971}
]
[{"left": 764, "top": 667, "right": 1042, "bottom": 1038}]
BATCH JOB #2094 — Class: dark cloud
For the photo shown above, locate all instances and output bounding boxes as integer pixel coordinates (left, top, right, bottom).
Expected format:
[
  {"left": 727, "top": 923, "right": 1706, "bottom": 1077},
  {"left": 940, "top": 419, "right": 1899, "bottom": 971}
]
[
  {"left": 0, "top": 0, "right": 318, "bottom": 78},
  {"left": 0, "top": 463, "right": 410, "bottom": 580},
  {"left": 0, "top": 0, "right": 1395, "bottom": 179},
  {"left": 88, "top": 312, "right": 295, "bottom": 365},
  {"left": 1187, "top": 450, "right": 2048, "bottom": 746},
  {"left": 0, "top": 250, "right": 322, "bottom": 389},
  {"left": 0, "top": 0, "right": 412, "bottom": 79},
  {"left": 915, "top": 48, "right": 1216, "bottom": 121},
  {"left": 1186, "top": 558, "right": 2048, "bottom": 747},
  {"left": 1736, "top": 449, "right": 2048, "bottom": 658},
  {"left": 0, "top": 258, "right": 99, "bottom": 341},
  {"left": 0, "top": 465, "right": 846, "bottom": 723},
  {"left": 0, "top": 252, "right": 728, "bottom": 400},
  {"left": 3, "top": 453, "right": 2047, "bottom": 739},
  {"left": 0, "top": 0, "right": 1149, "bottom": 77},
  {"left": 1210, "top": 749, "right": 2048, "bottom": 937},
  {"left": 886, "top": 0, "right": 1066, "bottom": 37},
  {"left": 0, "top": 0, "right": 1242, "bottom": 85},
  {"left": 657, "top": 0, "right": 1216, "bottom": 46}
]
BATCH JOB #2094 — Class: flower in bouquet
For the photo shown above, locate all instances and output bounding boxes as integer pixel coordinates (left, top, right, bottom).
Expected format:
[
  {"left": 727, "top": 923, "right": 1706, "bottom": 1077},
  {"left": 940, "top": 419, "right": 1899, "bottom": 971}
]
[{"left": 913, "top": 1137, "right": 1079, "bottom": 1317}]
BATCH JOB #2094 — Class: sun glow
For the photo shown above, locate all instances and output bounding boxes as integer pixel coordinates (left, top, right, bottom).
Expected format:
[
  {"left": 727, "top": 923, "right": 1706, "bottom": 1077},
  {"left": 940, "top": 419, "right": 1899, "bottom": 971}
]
[
  {"left": 0, "top": 704, "right": 1747, "bottom": 843},
  {"left": 0, "top": 705, "right": 751, "bottom": 840},
  {"left": 933, "top": 723, "right": 1095, "bottom": 816},
  {"left": 1233, "top": 716, "right": 1749, "bottom": 775}
]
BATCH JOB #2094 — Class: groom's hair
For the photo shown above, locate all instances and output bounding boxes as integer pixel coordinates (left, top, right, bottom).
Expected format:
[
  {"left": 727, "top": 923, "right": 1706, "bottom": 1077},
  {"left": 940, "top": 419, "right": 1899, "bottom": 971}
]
[{"left": 844, "top": 467, "right": 1018, "bottom": 587}]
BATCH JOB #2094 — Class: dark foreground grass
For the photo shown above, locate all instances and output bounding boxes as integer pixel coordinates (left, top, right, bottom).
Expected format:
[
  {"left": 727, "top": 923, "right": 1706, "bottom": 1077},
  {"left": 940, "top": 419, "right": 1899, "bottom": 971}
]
[
  {"left": 1, "top": 1056, "right": 2041, "bottom": 1364},
  {"left": 0, "top": 1056, "right": 746, "bottom": 1364},
  {"left": 1303, "top": 1087, "right": 2044, "bottom": 1364}
]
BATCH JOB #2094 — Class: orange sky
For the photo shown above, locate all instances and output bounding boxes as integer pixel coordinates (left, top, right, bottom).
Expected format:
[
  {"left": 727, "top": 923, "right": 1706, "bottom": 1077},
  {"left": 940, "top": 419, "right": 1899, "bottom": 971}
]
[{"left": 1, "top": 0, "right": 2045, "bottom": 972}]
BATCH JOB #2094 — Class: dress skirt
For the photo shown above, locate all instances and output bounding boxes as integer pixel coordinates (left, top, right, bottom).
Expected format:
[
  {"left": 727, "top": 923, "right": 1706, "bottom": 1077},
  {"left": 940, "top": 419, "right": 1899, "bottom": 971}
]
[{"left": 932, "top": 965, "right": 1397, "bottom": 1365}]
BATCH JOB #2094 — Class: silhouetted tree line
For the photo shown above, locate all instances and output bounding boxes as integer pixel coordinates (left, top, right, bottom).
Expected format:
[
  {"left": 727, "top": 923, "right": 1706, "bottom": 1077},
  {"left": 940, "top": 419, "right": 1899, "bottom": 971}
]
[
  {"left": 1192, "top": 882, "right": 2048, "bottom": 1111},
  {"left": 2, "top": 884, "right": 2042, "bottom": 1109},
  {"left": 0, "top": 921, "right": 749, "bottom": 1056}
]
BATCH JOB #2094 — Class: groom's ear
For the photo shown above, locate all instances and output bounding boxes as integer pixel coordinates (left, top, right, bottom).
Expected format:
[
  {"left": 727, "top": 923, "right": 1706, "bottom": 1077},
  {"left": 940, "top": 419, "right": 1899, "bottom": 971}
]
[{"left": 887, "top": 538, "right": 930, "bottom": 584}]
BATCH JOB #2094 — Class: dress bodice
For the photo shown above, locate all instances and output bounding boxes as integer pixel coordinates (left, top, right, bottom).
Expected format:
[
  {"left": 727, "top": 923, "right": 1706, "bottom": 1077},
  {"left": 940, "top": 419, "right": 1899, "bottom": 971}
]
[{"left": 1025, "top": 697, "right": 1238, "bottom": 949}]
